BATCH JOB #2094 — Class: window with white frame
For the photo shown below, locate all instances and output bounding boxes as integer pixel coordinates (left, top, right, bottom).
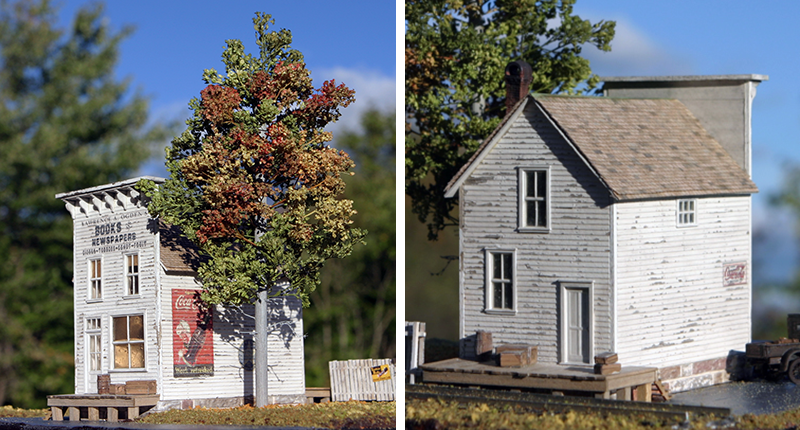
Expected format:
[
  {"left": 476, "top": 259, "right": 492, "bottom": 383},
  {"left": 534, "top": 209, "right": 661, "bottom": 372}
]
[
  {"left": 86, "top": 318, "right": 102, "bottom": 372},
  {"left": 486, "top": 250, "right": 515, "bottom": 312},
  {"left": 125, "top": 254, "right": 139, "bottom": 295},
  {"left": 113, "top": 315, "right": 145, "bottom": 369},
  {"left": 519, "top": 168, "right": 549, "bottom": 230},
  {"left": 89, "top": 259, "right": 102, "bottom": 300},
  {"left": 677, "top": 199, "right": 697, "bottom": 226}
]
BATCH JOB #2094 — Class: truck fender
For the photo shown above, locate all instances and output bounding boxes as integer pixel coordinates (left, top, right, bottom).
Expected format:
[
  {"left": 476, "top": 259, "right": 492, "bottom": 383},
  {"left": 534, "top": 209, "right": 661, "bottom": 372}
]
[{"left": 780, "top": 348, "right": 800, "bottom": 372}]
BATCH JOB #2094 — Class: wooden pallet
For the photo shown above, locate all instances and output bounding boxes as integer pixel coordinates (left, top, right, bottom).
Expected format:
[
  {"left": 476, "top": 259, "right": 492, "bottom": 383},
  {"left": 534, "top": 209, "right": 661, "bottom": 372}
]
[{"left": 47, "top": 394, "right": 159, "bottom": 422}]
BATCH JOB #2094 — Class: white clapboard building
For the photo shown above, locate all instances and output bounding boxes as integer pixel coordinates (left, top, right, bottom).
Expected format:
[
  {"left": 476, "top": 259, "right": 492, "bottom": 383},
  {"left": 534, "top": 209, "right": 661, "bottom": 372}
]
[
  {"left": 56, "top": 177, "right": 305, "bottom": 409},
  {"left": 444, "top": 63, "right": 766, "bottom": 392}
]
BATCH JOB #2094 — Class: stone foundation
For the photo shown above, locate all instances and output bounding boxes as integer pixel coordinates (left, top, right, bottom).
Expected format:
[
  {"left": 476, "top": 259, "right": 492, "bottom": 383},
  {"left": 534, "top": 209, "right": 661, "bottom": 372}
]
[
  {"left": 659, "top": 352, "right": 747, "bottom": 393},
  {"left": 153, "top": 394, "right": 306, "bottom": 413}
]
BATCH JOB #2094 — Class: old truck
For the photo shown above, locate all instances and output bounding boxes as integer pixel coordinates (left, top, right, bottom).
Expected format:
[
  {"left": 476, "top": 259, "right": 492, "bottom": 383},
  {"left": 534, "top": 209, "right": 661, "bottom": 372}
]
[{"left": 746, "top": 314, "right": 800, "bottom": 384}]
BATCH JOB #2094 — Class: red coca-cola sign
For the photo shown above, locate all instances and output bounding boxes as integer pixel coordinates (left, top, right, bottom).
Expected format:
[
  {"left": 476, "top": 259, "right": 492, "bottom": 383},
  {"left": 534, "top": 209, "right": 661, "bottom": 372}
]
[
  {"left": 723, "top": 262, "right": 748, "bottom": 286},
  {"left": 172, "top": 289, "right": 214, "bottom": 377}
]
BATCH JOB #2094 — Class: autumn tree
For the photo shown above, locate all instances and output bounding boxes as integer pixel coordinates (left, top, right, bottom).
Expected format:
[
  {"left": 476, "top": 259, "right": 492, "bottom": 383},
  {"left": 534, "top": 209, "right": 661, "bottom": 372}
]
[
  {"left": 139, "top": 12, "right": 363, "bottom": 317},
  {"left": 0, "top": 0, "right": 167, "bottom": 408},
  {"left": 405, "top": 0, "right": 615, "bottom": 239}
]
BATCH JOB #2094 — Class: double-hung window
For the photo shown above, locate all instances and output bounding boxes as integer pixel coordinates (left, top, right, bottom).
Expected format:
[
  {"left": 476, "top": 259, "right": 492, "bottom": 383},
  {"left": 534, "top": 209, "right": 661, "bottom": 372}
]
[
  {"left": 125, "top": 254, "right": 140, "bottom": 295},
  {"left": 89, "top": 259, "right": 102, "bottom": 300},
  {"left": 485, "top": 249, "right": 515, "bottom": 313},
  {"left": 113, "top": 315, "right": 145, "bottom": 370},
  {"left": 86, "top": 318, "right": 102, "bottom": 372},
  {"left": 519, "top": 168, "right": 549, "bottom": 231},
  {"left": 677, "top": 199, "right": 697, "bottom": 227}
]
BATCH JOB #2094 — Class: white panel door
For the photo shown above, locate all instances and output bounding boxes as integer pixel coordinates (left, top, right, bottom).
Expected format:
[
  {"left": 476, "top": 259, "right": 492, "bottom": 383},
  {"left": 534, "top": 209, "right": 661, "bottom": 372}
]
[{"left": 566, "top": 287, "right": 590, "bottom": 364}]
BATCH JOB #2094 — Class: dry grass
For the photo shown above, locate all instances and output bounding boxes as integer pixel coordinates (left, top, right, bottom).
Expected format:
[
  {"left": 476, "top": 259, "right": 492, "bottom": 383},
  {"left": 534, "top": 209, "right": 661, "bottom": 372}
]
[
  {"left": 138, "top": 400, "right": 395, "bottom": 429},
  {"left": 0, "top": 405, "right": 49, "bottom": 418},
  {"left": 407, "top": 397, "right": 800, "bottom": 430}
]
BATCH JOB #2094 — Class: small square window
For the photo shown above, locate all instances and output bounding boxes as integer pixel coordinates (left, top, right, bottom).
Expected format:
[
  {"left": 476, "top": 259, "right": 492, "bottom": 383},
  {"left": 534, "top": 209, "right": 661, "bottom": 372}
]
[
  {"left": 677, "top": 199, "right": 697, "bottom": 226},
  {"left": 89, "top": 259, "right": 102, "bottom": 300},
  {"left": 485, "top": 250, "right": 515, "bottom": 313}
]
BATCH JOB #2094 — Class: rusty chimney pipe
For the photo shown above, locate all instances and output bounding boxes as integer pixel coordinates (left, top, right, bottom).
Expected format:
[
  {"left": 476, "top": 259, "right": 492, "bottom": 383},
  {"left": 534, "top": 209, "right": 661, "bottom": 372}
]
[{"left": 505, "top": 61, "right": 533, "bottom": 116}]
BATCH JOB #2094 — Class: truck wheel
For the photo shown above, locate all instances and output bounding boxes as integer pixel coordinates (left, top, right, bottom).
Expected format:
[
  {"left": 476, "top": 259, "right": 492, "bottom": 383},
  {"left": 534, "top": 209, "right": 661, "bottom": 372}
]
[{"left": 789, "top": 359, "right": 800, "bottom": 385}]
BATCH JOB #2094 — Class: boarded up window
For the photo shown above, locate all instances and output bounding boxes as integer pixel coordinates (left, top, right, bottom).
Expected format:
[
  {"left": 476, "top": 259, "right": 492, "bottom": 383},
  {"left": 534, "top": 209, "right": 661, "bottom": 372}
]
[
  {"left": 89, "top": 259, "right": 102, "bottom": 300},
  {"left": 113, "top": 315, "right": 145, "bottom": 369}
]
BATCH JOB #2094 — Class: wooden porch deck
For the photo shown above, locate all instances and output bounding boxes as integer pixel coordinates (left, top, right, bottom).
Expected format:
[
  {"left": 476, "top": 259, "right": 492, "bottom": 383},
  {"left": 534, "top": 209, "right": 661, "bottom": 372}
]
[
  {"left": 47, "top": 394, "right": 159, "bottom": 422},
  {"left": 420, "top": 358, "right": 657, "bottom": 401}
]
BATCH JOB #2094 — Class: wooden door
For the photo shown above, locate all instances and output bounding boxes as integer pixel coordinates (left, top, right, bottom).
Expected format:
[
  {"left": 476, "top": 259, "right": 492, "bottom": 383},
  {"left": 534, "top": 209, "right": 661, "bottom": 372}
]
[{"left": 566, "top": 287, "right": 590, "bottom": 364}]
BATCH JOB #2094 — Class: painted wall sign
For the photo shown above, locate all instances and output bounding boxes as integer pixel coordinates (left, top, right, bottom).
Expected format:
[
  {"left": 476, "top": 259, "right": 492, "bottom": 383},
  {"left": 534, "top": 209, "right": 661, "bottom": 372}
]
[
  {"left": 723, "top": 262, "right": 748, "bottom": 286},
  {"left": 172, "top": 289, "right": 214, "bottom": 377},
  {"left": 370, "top": 364, "right": 391, "bottom": 382},
  {"left": 80, "top": 210, "right": 151, "bottom": 256}
]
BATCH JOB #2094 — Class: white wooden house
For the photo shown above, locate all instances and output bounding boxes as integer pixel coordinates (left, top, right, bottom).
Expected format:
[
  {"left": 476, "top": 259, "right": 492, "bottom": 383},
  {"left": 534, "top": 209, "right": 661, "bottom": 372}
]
[
  {"left": 444, "top": 64, "right": 766, "bottom": 392},
  {"left": 56, "top": 177, "right": 306, "bottom": 409}
]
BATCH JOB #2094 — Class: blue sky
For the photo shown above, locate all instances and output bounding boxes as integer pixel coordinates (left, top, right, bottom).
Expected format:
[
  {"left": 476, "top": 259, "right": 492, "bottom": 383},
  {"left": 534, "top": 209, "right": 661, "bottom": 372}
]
[
  {"left": 54, "top": 0, "right": 396, "bottom": 176},
  {"left": 572, "top": 0, "right": 800, "bottom": 284}
]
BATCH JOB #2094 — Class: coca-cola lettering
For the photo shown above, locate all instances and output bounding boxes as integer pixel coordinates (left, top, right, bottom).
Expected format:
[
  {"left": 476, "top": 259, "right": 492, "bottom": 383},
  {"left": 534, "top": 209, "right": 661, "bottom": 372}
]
[{"left": 174, "top": 294, "right": 196, "bottom": 310}]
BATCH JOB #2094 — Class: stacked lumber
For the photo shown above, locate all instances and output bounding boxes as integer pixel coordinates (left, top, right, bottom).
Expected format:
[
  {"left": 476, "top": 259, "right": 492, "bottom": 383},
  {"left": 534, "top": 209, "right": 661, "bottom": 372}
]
[{"left": 594, "top": 352, "right": 621, "bottom": 375}]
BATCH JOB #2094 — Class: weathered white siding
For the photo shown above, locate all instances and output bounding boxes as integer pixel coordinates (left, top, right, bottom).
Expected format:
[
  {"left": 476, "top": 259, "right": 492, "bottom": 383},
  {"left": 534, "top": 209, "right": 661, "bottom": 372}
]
[
  {"left": 159, "top": 270, "right": 306, "bottom": 404},
  {"left": 458, "top": 102, "right": 613, "bottom": 363},
  {"left": 614, "top": 197, "right": 751, "bottom": 367},
  {"left": 62, "top": 178, "right": 306, "bottom": 406},
  {"left": 68, "top": 204, "right": 159, "bottom": 394}
]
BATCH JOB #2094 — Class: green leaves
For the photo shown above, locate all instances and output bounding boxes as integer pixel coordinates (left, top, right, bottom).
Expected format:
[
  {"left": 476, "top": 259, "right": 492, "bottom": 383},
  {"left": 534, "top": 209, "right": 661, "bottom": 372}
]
[
  {"left": 143, "top": 13, "right": 364, "bottom": 308},
  {"left": 405, "top": 0, "right": 615, "bottom": 239}
]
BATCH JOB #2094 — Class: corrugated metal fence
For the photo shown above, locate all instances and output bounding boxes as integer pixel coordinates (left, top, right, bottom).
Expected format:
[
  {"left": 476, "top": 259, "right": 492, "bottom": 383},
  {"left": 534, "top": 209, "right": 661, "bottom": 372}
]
[{"left": 329, "top": 358, "right": 396, "bottom": 401}]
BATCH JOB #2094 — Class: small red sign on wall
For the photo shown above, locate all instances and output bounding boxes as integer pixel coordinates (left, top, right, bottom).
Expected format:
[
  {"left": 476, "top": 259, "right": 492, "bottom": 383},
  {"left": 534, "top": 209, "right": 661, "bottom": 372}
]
[
  {"left": 723, "top": 262, "right": 748, "bottom": 286},
  {"left": 172, "top": 289, "right": 214, "bottom": 377}
]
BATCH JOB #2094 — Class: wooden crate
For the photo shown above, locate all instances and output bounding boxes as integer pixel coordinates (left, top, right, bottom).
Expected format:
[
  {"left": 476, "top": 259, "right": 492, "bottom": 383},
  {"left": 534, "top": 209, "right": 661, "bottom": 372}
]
[
  {"left": 496, "top": 344, "right": 537, "bottom": 367},
  {"left": 125, "top": 380, "right": 157, "bottom": 395}
]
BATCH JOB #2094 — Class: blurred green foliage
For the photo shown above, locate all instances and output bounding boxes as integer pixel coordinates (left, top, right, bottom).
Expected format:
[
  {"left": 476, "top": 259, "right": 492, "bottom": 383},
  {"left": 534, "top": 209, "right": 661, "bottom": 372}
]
[
  {"left": 0, "top": 0, "right": 168, "bottom": 408},
  {"left": 306, "top": 108, "right": 396, "bottom": 387}
]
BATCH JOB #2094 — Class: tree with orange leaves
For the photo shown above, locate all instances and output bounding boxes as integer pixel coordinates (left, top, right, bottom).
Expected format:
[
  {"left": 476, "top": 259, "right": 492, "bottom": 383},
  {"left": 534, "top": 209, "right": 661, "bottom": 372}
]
[{"left": 139, "top": 13, "right": 364, "bottom": 308}]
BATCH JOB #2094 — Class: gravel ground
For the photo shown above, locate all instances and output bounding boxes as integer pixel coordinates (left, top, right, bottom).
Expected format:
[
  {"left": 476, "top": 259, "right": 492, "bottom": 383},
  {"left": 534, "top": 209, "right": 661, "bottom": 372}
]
[{"left": 670, "top": 380, "right": 800, "bottom": 415}]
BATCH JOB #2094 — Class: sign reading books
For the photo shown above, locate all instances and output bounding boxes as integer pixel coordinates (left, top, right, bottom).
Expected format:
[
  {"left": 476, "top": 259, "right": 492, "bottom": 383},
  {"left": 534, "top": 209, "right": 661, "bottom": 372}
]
[{"left": 172, "top": 289, "right": 214, "bottom": 377}]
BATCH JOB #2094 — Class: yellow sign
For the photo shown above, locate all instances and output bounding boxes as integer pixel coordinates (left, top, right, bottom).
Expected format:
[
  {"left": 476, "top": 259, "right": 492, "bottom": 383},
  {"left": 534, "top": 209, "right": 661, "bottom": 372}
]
[{"left": 370, "top": 364, "right": 391, "bottom": 382}]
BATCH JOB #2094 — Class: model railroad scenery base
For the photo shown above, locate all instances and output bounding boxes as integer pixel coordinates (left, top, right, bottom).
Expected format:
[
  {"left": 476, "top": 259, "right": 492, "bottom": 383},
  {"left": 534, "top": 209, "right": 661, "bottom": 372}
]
[{"left": 406, "top": 384, "right": 731, "bottom": 424}]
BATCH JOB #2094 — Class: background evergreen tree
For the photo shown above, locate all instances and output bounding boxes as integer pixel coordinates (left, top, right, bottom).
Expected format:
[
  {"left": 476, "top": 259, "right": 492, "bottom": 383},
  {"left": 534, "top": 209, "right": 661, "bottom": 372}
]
[
  {"left": 0, "top": 0, "right": 167, "bottom": 408},
  {"left": 307, "top": 109, "right": 396, "bottom": 386}
]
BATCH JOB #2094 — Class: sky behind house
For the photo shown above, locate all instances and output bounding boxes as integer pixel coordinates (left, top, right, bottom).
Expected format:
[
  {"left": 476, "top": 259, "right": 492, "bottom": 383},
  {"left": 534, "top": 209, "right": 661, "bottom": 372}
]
[
  {"left": 573, "top": 1, "right": 800, "bottom": 285},
  {"left": 55, "top": 0, "right": 396, "bottom": 177}
]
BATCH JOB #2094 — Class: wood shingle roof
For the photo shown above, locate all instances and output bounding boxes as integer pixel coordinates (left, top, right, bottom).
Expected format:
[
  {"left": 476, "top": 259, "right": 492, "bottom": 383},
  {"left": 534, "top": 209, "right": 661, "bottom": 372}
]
[{"left": 445, "top": 94, "right": 758, "bottom": 201}]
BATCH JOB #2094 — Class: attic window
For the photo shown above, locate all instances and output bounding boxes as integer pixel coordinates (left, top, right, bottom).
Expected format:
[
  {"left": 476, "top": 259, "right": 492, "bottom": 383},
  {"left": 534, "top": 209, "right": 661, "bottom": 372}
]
[
  {"left": 677, "top": 199, "right": 697, "bottom": 226},
  {"left": 518, "top": 168, "right": 550, "bottom": 232}
]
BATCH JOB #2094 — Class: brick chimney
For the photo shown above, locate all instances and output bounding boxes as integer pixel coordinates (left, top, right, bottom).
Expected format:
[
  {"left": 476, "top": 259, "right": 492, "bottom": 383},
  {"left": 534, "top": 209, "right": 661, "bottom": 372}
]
[{"left": 505, "top": 61, "right": 532, "bottom": 116}]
